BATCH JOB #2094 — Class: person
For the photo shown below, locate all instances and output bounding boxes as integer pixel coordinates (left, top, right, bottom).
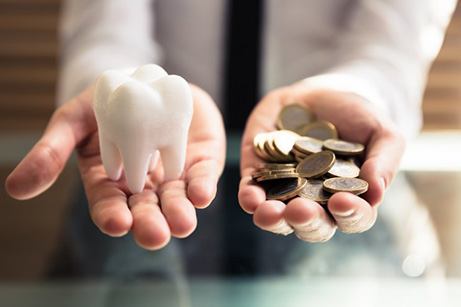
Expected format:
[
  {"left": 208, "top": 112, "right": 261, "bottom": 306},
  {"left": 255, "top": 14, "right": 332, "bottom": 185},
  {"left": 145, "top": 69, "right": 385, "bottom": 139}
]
[{"left": 4, "top": 0, "right": 457, "bottom": 276}]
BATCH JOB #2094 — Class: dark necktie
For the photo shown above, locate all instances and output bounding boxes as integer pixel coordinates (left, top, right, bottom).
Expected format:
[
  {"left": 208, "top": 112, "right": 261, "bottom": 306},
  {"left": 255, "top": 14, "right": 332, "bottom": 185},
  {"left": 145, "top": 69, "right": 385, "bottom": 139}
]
[
  {"left": 223, "top": 0, "right": 265, "bottom": 131},
  {"left": 222, "top": 0, "right": 265, "bottom": 275}
]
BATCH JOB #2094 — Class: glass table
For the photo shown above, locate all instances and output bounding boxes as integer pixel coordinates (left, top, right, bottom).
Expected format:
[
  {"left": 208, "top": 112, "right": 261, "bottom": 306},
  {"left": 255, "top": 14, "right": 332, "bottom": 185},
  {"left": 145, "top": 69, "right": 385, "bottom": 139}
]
[
  {"left": 1, "top": 131, "right": 461, "bottom": 307},
  {"left": 2, "top": 277, "right": 461, "bottom": 307}
]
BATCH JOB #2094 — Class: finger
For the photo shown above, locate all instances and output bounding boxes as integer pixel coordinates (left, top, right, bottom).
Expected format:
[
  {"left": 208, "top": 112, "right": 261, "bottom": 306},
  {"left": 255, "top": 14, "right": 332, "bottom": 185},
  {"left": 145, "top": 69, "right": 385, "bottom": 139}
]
[
  {"left": 129, "top": 190, "right": 171, "bottom": 250},
  {"left": 284, "top": 198, "right": 336, "bottom": 242},
  {"left": 238, "top": 175, "right": 266, "bottom": 214},
  {"left": 5, "top": 89, "right": 96, "bottom": 200},
  {"left": 360, "top": 127, "right": 405, "bottom": 206},
  {"left": 253, "top": 200, "right": 293, "bottom": 235},
  {"left": 184, "top": 85, "right": 226, "bottom": 208},
  {"left": 186, "top": 158, "right": 220, "bottom": 209},
  {"left": 159, "top": 180, "right": 197, "bottom": 238},
  {"left": 238, "top": 92, "right": 288, "bottom": 214},
  {"left": 328, "top": 192, "right": 377, "bottom": 234},
  {"left": 79, "top": 156, "right": 133, "bottom": 237},
  {"left": 240, "top": 103, "right": 281, "bottom": 176}
]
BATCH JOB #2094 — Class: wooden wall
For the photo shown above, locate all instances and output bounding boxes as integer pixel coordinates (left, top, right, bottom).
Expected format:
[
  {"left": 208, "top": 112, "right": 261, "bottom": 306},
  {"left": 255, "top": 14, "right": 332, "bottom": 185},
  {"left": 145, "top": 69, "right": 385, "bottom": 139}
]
[
  {"left": 0, "top": 0, "right": 460, "bottom": 131},
  {"left": 0, "top": 0, "right": 59, "bottom": 132},
  {"left": 423, "top": 5, "right": 461, "bottom": 130}
]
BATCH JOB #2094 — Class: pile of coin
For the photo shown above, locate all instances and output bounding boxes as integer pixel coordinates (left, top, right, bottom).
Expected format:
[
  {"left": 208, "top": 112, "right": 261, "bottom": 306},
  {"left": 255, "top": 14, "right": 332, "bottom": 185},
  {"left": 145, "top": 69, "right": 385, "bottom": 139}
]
[{"left": 252, "top": 103, "right": 369, "bottom": 204}]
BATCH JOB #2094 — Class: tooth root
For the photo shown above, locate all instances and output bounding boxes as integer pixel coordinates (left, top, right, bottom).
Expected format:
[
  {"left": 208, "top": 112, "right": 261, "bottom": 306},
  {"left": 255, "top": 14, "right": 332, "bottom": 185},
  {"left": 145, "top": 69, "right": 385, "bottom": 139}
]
[
  {"left": 99, "top": 133, "right": 122, "bottom": 180},
  {"left": 149, "top": 151, "right": 160, "bottom": 173},
  {"left": 160, "top": 140, "right": 187, "bottom": 181},
  {"left": 120, "top": 147, "right": 152, "bottom": 194}
]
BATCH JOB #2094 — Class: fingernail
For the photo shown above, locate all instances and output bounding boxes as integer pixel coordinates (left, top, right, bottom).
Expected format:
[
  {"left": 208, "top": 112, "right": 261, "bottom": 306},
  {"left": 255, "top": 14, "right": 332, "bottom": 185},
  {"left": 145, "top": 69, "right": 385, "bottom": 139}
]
[
  {"left": 270, "top": 220, "right": 294, "bottom": 236},
  {"left": 333, "top": 208, "right": 355, "bottom": 217},
  {"left": 294, "top": 218, "right": 337, "bottom": 242},
  {"left": 294, "top": 216, "right": 322, "bottom": 232}
]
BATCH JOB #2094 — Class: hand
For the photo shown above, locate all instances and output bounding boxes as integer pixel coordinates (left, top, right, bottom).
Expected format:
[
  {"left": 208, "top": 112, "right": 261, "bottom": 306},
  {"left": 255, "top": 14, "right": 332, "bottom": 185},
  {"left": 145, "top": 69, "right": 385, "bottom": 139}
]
[
  {"left": 5, "top": 85, "right": 226, "bottom": 250},
  {"left": 238, "top": 84, "right": 405, "bottom": 242}
]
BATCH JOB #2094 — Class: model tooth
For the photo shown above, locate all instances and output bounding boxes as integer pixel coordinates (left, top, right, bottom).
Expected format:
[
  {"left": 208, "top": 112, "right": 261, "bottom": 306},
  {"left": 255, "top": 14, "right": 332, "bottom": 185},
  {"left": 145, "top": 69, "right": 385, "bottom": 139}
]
[{"left": 94, "top": 64, "right": 193, "bottom": 193}]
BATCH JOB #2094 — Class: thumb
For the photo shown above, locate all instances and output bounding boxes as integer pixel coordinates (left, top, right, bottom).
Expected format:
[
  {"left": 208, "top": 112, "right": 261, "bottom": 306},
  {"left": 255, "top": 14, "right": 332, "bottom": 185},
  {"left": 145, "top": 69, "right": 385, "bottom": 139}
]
[
  {"left": 5, "top": 89, "right": 96, "bottom": 200},
  {"left": 360, "top": 126, "right": 406, "bottom": 206}
]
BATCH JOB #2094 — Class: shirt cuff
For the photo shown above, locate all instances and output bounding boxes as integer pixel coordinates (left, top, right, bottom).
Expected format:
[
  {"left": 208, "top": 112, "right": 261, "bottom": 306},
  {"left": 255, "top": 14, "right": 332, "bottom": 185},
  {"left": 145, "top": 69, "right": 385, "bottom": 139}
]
[{"left": 301, "top": 72, "right": 391, "bottom": 120}]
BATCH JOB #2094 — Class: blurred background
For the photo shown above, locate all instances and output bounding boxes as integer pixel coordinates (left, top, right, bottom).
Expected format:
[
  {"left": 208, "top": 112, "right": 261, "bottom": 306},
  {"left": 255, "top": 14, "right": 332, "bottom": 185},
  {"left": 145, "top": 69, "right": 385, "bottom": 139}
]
[{"left": 1, "top": 0, "right": 461, "bottom": 281}]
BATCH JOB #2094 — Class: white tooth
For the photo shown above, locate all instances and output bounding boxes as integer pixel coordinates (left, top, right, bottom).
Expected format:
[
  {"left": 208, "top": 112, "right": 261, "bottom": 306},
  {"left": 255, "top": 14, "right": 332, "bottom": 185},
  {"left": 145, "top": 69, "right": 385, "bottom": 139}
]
[
  {"left": 98, "top": 132, "right": 123, "bottom": 181},
  {"left": 148, "top": 151, "right": 160, "bottom": 173},
  {"left": 94, "top": 64, "right": 193, "bottom": 194}
]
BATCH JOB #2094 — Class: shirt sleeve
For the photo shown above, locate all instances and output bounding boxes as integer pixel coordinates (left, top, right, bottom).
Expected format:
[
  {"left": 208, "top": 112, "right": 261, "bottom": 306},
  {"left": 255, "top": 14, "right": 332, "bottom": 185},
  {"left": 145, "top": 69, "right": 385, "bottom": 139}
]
[
  {"left": 302, "top": 0, "right": 457, "bottom": 138},
  {"left": 57, "top": 0, "right": 159, "bottom": 104}
]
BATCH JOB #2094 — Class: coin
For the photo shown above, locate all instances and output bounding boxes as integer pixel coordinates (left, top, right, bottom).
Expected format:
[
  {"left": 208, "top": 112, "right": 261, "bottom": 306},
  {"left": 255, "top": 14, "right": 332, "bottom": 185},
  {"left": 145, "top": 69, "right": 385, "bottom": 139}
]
[
  {"left": 264, "top": 138, "right": 291, "bottom": 162},
  {"left": 323, "top": 139, "right": 364, "bottom": 156},
  {"left": 295, "top": 155, "right": 307, "bottom": 163},
  {"left": 293, "top": 136, "right": 324, "bottom": 154},
  {"left": 327, "top": 159, "right": 360, "bottom": 178},
  {"left": 251, "top": 170, "right": 271, "bottom": 180},
  {"left": 272, "top": 130, "right": 299, "bottom": 158},
  {"left": 322, "top": 177, "right": 368, "bottom": 195},
  {"left": 256, "top": 171, "right": 299, "bottom": 182},
  {"left": 263, "top": 163, "right": 297, "bottom": 170},
  {"left": 260, "top": 133, "right": 278, "bottom": 161},
  {"left": 253, "top": 132, "right": 271, "bottom": 160},
  {"left": 292, "top": 150, "right": 309, "bottom": 161},
  {"left": 253, "top": 105, "right": 369, "bottom": 203},
  {"left": 298, "top": 179, "right": 331, "bottom": 204},
  {"left": 296, "top": 151, "right": 336, "bottom": 178},
  {"left": 252, "top": 166, "right": 297, "bottom": 181},
  {"left": 265, "top": 177, "right": 307, "bottom": 201},
  {"left": 276, "top": 104, "right": 314, "bottom": 132},
  {"left": 297, "top": 120, "right": 338, "bottom": 140}
]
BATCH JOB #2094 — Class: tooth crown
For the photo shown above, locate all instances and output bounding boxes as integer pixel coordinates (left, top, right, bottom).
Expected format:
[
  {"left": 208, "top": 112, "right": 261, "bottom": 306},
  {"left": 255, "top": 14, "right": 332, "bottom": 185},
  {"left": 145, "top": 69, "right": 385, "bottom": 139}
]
[{"left": 93, "top": 64, "right": 193, "bottom": 193}]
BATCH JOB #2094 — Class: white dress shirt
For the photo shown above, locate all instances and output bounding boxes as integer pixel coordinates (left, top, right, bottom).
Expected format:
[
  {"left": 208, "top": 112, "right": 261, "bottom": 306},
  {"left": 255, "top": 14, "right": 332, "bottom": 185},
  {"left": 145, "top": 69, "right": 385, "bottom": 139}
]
[
  {"left": 57, "top": 0, "right": 457, "bottom": 275},
  {"left": 58, "top": 0, "right": 456, "bottom": 138}
]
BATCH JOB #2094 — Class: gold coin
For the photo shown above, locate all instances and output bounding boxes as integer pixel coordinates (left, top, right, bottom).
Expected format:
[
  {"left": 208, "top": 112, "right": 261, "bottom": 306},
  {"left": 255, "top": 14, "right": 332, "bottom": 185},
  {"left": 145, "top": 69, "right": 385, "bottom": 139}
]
[
  {"left": 298, "top": 179, "right": 331, "bottom": 204},
  {"left": 263, "top": 163, "right": 297, "bottom": 170},
  {"left": 292, "top": 150, "right": 309, "bottom": 161},
  {"left": 327, "top": 159, "right": 360, "bottom": 178},
  {"left": 252, "top": 166, "right": 297, "bottom": 179},
  {"left": 252, "top": 172, "right": 262, "bottom": 180},
  {"left": 256, "top": 170, "right": 299, "bottom": 182},
  {"left": 253, "top": 132, "right": 271, "bottom": 160},
  {"left": 251, "top": 169, "right": 272, "bottom": 180},
  {"left": 291, "top": 149, "right": 308, "bottom": 160},
  {"left": 265, "top": 177, "right": 307, "bottom": 201},
  {"left": 295, "top": 155, "right": 306, "bottom": 163},
  {"left": 323, "top": 177, "right": 368, "bottom": 195},
  {"left": 297, "top": 120, "right": 338, "bottom": 140},
  {"left": 323, "top": 138, "right": 364, "bottom": 156},
  {"left": 296, "top": 151, "right": 336, "bottom": 178},
  {"left": 260, "top": 133, "right": 278, "bottom": 161},
  {"left": 276, "top": 104, "right": 314, "bottom": 132},
  {"left": 291, "top": 145, "right": 310, "bottom": 155},
  {"left": 269, "top": 168, "right": 297, "bottom": 174},
  {"left": 264, "top": 139, "right": 289, "bottom": 162},
  {"left": 272, "top": 130, "right": 299, "bottom": 158},
  {"left": 293, "top": 136, "right": 324, "bottom": 154}
]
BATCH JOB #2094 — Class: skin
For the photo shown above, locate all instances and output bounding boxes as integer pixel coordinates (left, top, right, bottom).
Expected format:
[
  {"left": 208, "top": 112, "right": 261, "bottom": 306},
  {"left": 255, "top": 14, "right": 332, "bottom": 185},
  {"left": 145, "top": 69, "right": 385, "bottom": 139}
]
[
  {"left": 5, "top": 85, "right": 226, "bottom": 250},
  {"left": 5, "top": 82, "right": 405, "bottom": 248},
  {"left": 238, "top": 84, "right": 405, "bottom": 242}
]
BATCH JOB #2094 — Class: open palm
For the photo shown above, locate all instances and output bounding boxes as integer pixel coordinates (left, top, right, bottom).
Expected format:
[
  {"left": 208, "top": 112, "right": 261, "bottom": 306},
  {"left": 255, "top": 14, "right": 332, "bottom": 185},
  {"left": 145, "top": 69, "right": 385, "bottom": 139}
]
[
  {"left": 238, "top": 84, "right": 405, "bottom": 242},
  {"left": 6, "top": 85, "right": 225, "bottom": 250}
]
